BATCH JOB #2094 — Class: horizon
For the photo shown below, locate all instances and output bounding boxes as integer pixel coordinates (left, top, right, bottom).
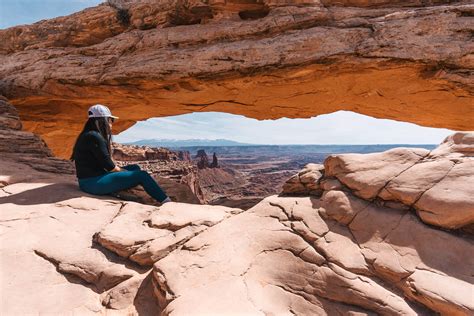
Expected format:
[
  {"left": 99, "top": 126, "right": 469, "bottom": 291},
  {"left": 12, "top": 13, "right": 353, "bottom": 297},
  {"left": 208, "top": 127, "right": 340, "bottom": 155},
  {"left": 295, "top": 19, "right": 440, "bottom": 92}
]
[{"left": 121, "top": 138, "right": 439, "bottom": 146}]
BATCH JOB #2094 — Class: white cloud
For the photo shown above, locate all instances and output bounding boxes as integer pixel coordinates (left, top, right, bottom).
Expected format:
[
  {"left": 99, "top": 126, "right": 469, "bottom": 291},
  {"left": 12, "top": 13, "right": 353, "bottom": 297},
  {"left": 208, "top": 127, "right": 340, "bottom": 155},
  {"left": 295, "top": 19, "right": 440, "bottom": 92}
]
[{"left": 114, "top": 111, "right": 454, "bottom": 145}]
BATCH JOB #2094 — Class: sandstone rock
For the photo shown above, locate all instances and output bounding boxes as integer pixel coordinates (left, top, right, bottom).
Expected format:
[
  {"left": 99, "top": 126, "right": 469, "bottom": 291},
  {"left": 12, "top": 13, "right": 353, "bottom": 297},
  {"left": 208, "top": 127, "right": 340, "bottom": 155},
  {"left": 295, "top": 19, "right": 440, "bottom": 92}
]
[
  {"left": 113, "top": 143, "right": 186, "bottom": 162},
  {"left": 102, "top": 272, "right": 160, "bottom": 314},
  {"left": 323, "top": 136, "right": 474, "bottom": 230},
  {"left": 112, "top": 143, "right": 204, "bottom": 203},
  {"left": 195, "top": 149, "right": 210, "bottom": 169},
  {"left": 414, "top": 160, "right": 474, "bottom": 229},
  {"left": 319, "top": 177, "right": 342, "bottom": 191},
  {"left": 379, "top": 159, "right": 455, "bottom": 205},
  {"left": 430, "top": 132, "right": 474, "bottom": 157},
  {"left": 0, "top": 98, "right": 75, "bottom": 176},
  {"left": 0, "top": 159, "right": 123, "bottom": 314},
  {"left": 320, "top": 189, "right": 370, "bottom": 225},
  {"left": 325, "top": 148, "right": 429, "bottom": 200},
  {"left": 0, "top": 96, "right": 21, "bottom": 130},
  {"left": 153, "top": 196, "right": 421, "bottom": 315},
  {"left": 403, "top": 270, "right": 474, "bottom": 316},
  {"left": 282, "top": 163, "right": 324, "bottom": 195},
  {"left": 2, "top": 131, "right": 474, "bottom": 315},
  {"left": 96, "top": 201, "right": 242, "bottom": 265},
  {"left": 0, "top": 2, "right": 472, "bottom": 157}
]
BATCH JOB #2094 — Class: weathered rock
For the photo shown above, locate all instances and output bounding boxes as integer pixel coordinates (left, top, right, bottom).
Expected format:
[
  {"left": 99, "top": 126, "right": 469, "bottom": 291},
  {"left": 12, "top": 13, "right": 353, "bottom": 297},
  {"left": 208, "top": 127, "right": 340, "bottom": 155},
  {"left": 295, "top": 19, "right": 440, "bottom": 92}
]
[
  {"left": 0, "top": 1, "right": 472, "bottom": 157},
  {"left": 414, "top": 160, "right": 474, "bottom": 228},
  {"left": 0, "top": 98, "right": 75, "bottom": 177},
  {"left": 0, "top": 96, "right": 21, "bottom": 130},
  {"left": 113, "top": 143, "right": 186, "bottom": 162},
  {"left": 282, "top": 163, "right": 324, "bottom": 195},
  {"left": 112, "top": 143, "right": 205, "bottom": 204},
  {"left": 154, "top": 195, "right": 454, "bottom": 315},
  {"left": 403, "top": 270, "right": 474, "bottom": 316},
  {"left": 0, "top": 159, "right": 124, "bottom": 314},
  {"left": 210, "top": 152, "right": 219, "bottom": 168},
  {"left": 325, "top": 147, "right": 429, "bottom": 199},
  {"left": 378, "top": 159, "right": 455, "bottom": 205},
  {"left": 2, "top": 130, "right": 474, "bottom": 315},
  {"left": 323, "top": 133, "right": 474, "bottom": 229},
  {"left": 96, "top": 201, "right": 242, "bottom": 266},
  {"left": 431, "top": 132, "right": 474, "bottom": 157},
  {"left": 195, "top": 149, "right": 210, "bottom": 169}
]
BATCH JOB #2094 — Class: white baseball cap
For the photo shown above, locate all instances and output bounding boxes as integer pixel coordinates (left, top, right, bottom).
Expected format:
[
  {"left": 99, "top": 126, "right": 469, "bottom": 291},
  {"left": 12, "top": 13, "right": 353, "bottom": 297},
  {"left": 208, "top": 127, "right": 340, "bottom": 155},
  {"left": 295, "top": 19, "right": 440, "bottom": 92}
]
[{"left": 88, "top": 104, "right": 119, "bottom": 119}]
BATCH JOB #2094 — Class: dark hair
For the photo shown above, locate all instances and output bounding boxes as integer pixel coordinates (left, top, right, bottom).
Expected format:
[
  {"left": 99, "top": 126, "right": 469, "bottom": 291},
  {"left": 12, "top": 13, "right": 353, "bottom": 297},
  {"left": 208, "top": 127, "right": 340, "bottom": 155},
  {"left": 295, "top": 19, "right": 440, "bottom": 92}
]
[{"left": 71, "top": 117, "right": 112, "bottom": 161}]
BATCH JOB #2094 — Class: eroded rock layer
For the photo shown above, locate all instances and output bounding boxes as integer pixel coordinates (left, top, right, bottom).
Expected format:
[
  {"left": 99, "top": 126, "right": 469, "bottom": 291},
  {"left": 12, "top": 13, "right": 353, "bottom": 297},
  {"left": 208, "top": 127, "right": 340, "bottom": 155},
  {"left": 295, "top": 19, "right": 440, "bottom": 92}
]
[
  {"left": 2, "top": 127, "right": 472, "bottom": 315},
  {"left": 1, "top": 0, "right": 473, "bottom": 157}
]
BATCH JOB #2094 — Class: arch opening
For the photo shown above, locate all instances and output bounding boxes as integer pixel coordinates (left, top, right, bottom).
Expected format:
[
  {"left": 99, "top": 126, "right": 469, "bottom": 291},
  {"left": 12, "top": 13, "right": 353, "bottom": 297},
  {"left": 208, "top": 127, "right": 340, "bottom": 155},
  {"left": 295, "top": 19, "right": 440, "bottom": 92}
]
[{"left": 109, "top": 110, "right": 453, "bottom": 209}]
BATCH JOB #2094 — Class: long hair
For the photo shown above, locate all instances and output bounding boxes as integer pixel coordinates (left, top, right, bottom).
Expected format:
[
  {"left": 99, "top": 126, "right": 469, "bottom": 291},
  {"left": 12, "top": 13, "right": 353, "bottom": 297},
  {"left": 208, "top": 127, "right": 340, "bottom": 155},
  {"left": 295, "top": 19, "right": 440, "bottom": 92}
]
[{"left": 71, "top": 117, "right": 112, "bottom": 161}]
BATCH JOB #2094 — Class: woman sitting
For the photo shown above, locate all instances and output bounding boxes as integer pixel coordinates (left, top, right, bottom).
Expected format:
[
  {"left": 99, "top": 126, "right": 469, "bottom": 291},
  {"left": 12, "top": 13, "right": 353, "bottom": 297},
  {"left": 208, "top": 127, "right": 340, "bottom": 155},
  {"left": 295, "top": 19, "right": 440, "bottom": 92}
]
[{"left": 71, "top": 104, "right": 171, "bottom": 204}]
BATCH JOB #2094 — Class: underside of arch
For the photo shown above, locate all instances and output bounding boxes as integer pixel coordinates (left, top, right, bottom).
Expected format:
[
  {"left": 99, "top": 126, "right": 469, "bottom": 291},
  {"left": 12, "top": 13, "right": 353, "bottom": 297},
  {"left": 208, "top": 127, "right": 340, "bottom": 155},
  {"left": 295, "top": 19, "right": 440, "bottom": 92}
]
[{"left": 0, "top": 0, "right": 472, "bottom": 157}]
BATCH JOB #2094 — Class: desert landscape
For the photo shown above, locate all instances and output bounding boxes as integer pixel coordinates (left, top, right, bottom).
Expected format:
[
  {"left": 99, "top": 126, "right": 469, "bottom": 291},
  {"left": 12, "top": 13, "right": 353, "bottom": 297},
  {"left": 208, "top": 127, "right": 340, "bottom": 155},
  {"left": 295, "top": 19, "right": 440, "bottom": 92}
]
[
  {"left": 1, "top": 0, "right": 473, "bottom": 315},
  {"left": 113, "top": 142, "right": 438, "bottom": 209}
]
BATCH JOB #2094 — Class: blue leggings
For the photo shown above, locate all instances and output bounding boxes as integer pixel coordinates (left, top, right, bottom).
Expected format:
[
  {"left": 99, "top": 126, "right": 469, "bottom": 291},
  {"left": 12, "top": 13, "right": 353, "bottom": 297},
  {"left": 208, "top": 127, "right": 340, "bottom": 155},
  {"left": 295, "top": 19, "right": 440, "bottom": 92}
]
[{"left": 78, "top": 164, "right": 168, "bottom": 203}]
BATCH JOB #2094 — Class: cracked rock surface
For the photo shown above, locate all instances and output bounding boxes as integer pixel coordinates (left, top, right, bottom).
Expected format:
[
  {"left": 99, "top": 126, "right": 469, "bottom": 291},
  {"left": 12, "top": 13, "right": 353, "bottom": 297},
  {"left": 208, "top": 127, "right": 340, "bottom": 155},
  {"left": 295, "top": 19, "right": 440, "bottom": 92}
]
[{"left": 1, "top": 130, "right": 473, "bottom": 314}]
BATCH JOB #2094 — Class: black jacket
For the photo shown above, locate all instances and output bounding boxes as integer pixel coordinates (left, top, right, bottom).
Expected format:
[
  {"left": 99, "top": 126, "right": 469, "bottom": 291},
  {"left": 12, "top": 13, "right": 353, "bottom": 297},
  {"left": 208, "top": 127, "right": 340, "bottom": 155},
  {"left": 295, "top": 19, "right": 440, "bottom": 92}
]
[{"left": 73, "top": 131, "right": 115, "bottom": 179}]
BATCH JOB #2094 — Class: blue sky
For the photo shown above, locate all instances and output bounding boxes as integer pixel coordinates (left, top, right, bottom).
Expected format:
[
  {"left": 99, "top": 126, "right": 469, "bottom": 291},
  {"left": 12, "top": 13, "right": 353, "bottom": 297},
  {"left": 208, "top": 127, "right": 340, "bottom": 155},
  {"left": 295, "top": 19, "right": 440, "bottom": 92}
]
[
  {"left": 114, "top": 111, "right": 453, "bottom": 145},
  {"left": 0, "top": 0, "right": 103, "bottom": 29},
  {"left": 2, "top": 1, "right": 455, "bottom": 144}
]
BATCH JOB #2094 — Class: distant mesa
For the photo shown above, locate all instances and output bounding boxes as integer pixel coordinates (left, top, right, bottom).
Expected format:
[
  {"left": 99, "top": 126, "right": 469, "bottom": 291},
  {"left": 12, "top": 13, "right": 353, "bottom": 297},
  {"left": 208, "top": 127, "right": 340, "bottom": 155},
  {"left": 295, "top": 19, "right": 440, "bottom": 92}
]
[{"left": 195, "top": 149, "right": 219, "bottom": 169}]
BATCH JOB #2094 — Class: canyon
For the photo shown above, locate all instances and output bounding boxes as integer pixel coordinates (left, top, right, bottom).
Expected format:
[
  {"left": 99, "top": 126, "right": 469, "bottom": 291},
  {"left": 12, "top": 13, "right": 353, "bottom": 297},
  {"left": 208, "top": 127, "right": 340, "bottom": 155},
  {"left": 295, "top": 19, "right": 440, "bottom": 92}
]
[{"left": 1, "top": 0, "right": 473, "bottom": 315}]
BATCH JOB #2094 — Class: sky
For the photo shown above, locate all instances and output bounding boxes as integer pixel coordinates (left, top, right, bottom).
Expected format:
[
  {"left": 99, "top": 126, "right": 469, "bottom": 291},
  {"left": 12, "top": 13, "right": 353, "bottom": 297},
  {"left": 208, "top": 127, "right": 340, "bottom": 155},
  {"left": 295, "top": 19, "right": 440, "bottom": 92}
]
[
  {"left": 0, "top": 0, "right": 103, "bottom": 29},
  {"left": 114, "top": 111, "right": 453, "bottom": 145},
  {"left": 2, "top": 1, "right": 455, "bottom": 145}
]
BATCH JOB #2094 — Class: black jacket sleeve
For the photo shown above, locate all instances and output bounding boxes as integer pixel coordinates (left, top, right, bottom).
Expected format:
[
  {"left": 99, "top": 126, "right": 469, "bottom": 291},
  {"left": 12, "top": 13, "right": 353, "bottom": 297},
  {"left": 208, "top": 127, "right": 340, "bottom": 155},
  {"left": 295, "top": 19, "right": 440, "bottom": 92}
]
[{"left": 88, "top": 132, "right": 116, "bottom": 171}]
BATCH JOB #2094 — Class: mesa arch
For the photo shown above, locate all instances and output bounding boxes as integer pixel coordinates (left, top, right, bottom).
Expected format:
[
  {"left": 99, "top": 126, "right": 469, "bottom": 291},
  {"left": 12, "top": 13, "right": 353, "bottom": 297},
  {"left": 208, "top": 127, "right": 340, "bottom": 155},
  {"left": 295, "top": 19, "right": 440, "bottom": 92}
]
[{"left": 0, "top": 0, "right": 472, "bottom": 158}]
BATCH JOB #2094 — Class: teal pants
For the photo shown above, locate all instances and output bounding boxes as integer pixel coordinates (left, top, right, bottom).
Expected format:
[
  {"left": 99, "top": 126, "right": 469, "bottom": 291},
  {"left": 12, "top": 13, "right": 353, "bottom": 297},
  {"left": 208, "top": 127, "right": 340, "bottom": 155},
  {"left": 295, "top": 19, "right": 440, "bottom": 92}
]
[{"left": 78, "top": 164, "right": 168, "bottom": 202}]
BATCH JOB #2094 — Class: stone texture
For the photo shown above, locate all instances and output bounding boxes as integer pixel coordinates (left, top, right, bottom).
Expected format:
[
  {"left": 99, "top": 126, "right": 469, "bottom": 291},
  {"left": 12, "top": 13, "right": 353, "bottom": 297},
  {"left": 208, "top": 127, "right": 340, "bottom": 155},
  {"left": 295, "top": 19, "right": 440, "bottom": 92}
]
[
  {"left": 322, "top": 133, "right": 474, "bottom": 229},
  {"left": 96, "top": 201, "right": 243, "bottom": 266},
  {"left": 282, "top": 163, "right": 324, "bottom": 195},
  {"left": 151, "top": 193, "right": 474, "bottom": 315},
  {"left": 0, "top": 1, "right": 472, "bottom": 312},
  {"left": 324, "top": 147, "right": 429, "bottom": 199},
  {"left": 112, "top": 143, "right": 204, "bottom": 204},
  {"left": 0, "top": 1, "right": 472, "bottom": 157},
  {"left": 403, "top": 270, "right": 474, "bottom": 316},
  {"left": 2, "top": 130, "right": 474, "bottom": 315},
  {"left": 414, "top": 160, "right": 474, "bottom": 228},
  {"left": 0, "top": 160, "right": 132, "bottom": 314},
  {"left": 0, "top": 97, "right": 75, "bottom": 179}
]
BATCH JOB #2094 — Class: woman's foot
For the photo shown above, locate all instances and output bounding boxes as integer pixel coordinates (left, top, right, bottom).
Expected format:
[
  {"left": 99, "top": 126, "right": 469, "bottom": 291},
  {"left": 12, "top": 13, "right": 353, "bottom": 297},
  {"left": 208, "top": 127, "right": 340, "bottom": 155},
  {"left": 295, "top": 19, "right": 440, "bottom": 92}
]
[{"left": 161, "top": 197, "right": 172, "bottom": 204}]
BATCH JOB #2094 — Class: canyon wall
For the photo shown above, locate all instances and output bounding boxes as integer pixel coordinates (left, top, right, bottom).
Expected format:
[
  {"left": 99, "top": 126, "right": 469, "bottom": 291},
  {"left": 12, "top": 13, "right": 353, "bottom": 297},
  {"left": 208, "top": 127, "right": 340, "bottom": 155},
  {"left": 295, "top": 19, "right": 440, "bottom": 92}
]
[{"left": 0, "top": 0, "right": 473, "bottom": 157}]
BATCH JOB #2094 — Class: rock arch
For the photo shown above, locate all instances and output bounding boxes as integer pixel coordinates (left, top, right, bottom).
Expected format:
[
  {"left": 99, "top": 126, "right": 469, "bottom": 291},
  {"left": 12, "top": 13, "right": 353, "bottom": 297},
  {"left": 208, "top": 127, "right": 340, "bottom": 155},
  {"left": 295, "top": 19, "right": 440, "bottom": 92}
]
[{"left": 0, "top": 0, "right": 472, "bottom": 157}]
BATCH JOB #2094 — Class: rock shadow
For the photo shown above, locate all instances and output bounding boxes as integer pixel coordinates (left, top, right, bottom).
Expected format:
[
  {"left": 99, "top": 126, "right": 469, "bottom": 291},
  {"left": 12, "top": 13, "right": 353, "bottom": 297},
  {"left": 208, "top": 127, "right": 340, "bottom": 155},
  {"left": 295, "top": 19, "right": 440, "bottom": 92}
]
[
  {"left": 134, "top": 273, "right": 161, "bottom": 315},
  {"left": 308, "top": 191, "right": 473, "bottom": 284},
  {"left": 1, "top": 182, "right": 103, "bottom": 205},
  {"left": 91, "top": 240, "right": 150, "bottom": 274}
]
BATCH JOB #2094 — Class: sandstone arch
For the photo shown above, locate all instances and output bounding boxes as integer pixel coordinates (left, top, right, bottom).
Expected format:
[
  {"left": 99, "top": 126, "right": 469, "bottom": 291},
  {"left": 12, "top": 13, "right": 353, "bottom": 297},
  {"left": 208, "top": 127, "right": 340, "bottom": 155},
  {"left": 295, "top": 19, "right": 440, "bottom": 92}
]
[{"left": 0, "top": 0, "right": 472, "bottom": 157}]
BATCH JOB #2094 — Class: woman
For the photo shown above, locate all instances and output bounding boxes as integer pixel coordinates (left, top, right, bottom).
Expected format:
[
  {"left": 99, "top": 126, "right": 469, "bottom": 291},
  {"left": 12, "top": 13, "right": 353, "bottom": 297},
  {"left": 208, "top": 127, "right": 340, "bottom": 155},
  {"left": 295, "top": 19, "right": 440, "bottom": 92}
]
[{"left": 71, "top": 104, "right": 171, "bottom": 204}]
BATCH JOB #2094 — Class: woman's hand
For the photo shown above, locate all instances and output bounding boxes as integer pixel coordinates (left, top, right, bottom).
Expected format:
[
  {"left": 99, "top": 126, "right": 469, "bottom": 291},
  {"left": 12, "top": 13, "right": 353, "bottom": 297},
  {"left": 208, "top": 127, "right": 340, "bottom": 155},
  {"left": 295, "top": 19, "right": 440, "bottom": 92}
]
[{"left": 110, "top": 166, "right": 123, "bottom": 172}]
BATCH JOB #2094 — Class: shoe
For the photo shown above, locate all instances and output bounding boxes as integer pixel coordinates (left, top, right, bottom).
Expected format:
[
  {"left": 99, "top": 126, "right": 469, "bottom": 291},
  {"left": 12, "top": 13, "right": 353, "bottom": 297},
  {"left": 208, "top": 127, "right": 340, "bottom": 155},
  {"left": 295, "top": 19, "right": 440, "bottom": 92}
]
[{"left": 161, "top": 197, "right": 172, "bottom": 204}]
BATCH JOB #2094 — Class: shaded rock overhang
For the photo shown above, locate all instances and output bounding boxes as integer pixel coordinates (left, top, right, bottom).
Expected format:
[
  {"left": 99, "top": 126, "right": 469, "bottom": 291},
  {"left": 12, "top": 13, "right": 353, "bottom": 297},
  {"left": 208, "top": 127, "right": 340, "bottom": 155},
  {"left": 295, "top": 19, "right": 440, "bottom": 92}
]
[{"left": 0, "top": 0, "right": 473, "bottom": 158}]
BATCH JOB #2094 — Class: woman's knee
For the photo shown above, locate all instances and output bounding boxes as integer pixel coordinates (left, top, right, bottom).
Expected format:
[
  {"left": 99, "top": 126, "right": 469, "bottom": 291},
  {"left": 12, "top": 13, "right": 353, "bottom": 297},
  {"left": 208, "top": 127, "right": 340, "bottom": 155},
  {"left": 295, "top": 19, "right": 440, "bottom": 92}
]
[
  {"left": 138, "top": 170, "right": 152, "bottom": 179},
  {"left": 127, "top": 170, "right": 150, "bottom": 182},
  {"left": 123, "top": 164, "right": 141, "bottom": 171}
]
